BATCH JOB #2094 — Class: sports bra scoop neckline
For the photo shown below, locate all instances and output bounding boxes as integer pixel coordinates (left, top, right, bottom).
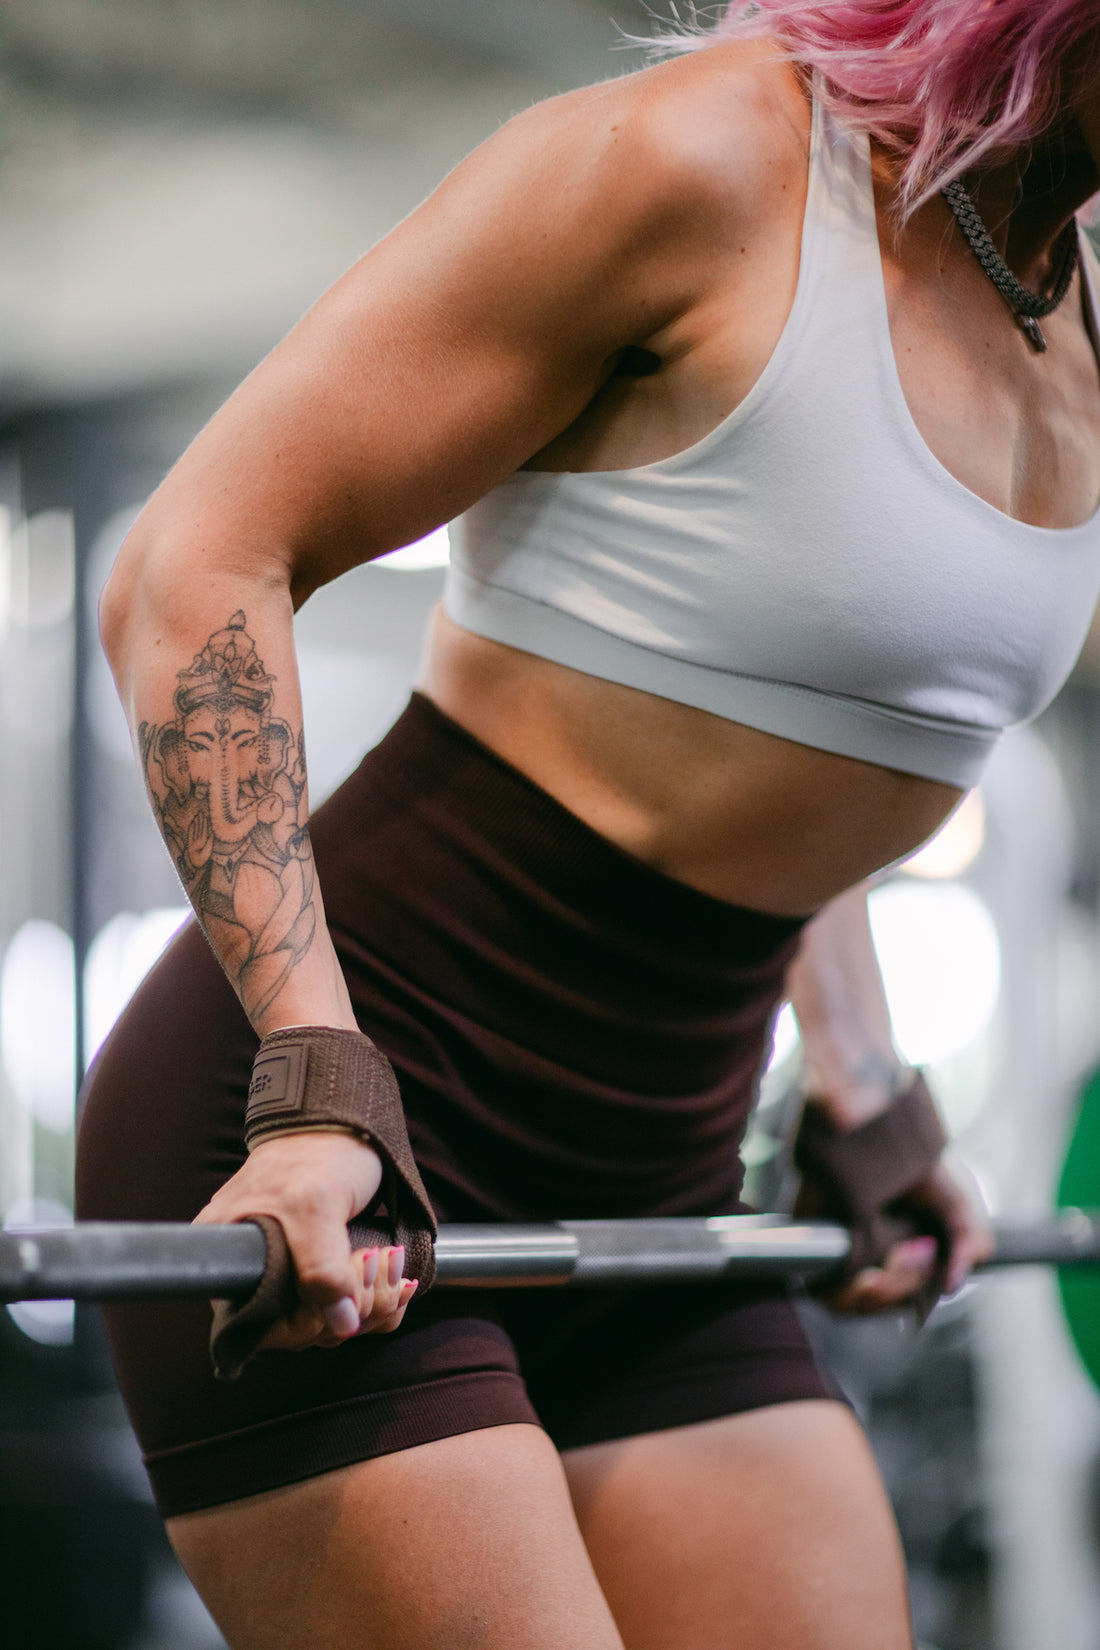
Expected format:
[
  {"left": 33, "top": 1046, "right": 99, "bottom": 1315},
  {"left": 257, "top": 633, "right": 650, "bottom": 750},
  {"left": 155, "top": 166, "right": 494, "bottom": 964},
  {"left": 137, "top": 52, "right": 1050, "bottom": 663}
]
[
  {"left": 527, "top": 94, "right": 1100, "bottom": 538},
  {"left": 444, "top": 92, "right": 1100, "bottom": 788}
]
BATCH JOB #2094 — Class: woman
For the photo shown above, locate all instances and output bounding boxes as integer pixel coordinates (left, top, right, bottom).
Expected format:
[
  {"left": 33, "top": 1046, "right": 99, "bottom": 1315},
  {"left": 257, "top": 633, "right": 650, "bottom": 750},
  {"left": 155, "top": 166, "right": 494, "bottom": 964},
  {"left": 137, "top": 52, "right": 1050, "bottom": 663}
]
[{"left": 76, "top": 3, "right": 1100, "bottom": 1646}]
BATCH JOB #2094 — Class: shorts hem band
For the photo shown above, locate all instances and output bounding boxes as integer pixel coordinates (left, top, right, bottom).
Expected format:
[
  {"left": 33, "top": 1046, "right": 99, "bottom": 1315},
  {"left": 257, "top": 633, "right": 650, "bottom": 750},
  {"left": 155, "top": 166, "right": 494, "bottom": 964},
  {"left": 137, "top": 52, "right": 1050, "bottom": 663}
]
[
  {"left": 548, "top": 1350, "right": 845, "bottom": 1453},
  {"left": 146, "top": 1369, "right": 539, "bottom": 1518}
]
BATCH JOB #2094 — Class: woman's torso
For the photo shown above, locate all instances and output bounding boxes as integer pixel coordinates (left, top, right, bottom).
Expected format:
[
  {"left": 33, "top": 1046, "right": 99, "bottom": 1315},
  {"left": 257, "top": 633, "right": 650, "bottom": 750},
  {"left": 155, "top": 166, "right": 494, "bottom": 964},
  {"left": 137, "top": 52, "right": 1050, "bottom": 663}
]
[{"left": 422, "top": 47, "right": 1100, "bottom": 916}]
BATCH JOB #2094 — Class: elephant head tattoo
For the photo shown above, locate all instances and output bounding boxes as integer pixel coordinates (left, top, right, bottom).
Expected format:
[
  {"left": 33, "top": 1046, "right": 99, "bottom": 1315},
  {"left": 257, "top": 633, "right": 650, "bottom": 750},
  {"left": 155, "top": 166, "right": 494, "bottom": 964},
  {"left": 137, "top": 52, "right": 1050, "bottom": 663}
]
[{"left": 140, "top": 612, "right": 315, "bottom": 1021}]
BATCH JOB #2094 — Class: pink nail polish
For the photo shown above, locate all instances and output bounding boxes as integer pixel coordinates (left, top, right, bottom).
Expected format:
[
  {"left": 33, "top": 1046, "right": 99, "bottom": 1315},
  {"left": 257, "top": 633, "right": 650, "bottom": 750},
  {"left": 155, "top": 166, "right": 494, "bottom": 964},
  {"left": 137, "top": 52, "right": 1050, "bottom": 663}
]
[
  {"left": 364, "top": 1249, "right": 380, "bottom": 1285},
  {"left": 323, "top": 1297, "right": 359, "bottom": 1338},
  {"left": 388, "top": 1245, "right": 406, "bottom": 1286}
]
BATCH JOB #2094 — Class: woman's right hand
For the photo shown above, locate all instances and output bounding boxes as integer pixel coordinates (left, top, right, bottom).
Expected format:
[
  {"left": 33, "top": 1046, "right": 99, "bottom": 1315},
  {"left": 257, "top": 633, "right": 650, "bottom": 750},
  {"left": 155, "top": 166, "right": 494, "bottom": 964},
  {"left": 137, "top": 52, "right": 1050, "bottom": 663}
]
[{"left": 194, "top": 1131, "right": 418, "bottom": 1350}]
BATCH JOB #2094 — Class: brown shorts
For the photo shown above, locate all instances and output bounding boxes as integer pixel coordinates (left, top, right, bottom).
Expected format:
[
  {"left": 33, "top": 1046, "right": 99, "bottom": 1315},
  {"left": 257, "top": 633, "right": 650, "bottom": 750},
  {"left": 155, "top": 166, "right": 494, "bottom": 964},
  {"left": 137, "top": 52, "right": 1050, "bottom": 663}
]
[{"left": 76, "top": 694, "right": 840, "bottom": 1518}]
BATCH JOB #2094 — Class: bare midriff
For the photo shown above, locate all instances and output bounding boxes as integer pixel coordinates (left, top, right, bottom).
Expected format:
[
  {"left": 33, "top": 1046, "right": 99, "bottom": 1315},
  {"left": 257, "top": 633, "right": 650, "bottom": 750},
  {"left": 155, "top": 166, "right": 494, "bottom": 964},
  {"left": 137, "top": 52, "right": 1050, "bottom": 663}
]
[{"left": 421, "top": 607, "right": 963, "bottom": 918}]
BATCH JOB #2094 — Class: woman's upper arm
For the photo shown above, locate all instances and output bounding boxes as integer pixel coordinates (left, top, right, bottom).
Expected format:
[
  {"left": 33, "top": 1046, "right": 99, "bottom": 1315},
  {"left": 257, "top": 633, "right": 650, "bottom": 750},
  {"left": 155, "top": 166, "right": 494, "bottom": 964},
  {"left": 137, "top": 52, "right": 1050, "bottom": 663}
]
[{"left": 104, "top": 74, "right": 728, "bottom": 619}]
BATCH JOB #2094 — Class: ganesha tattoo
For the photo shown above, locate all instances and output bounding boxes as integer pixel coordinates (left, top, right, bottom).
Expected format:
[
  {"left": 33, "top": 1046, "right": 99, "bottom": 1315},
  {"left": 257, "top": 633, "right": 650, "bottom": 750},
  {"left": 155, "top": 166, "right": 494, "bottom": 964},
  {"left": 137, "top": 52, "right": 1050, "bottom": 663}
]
[{"left": 140, "top": 612, "right": 315, "bottom": 1021}]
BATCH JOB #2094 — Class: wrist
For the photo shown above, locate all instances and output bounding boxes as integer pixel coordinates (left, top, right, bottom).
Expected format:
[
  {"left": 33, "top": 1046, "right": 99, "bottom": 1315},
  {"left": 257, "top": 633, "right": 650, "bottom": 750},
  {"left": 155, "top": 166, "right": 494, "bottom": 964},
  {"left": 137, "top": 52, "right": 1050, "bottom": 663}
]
[
  {"left": 252, "top": 989, "right": 359, "bottom": 1042},
  {"left": 799, "top": 1050, "right": 912, "bottom": 1130},
  {"left": 248, "top": 939, "right": 359, "bottom": 1041},
  {"left": 248, "top": 1122, "right": 367, "bottom": 1144}
]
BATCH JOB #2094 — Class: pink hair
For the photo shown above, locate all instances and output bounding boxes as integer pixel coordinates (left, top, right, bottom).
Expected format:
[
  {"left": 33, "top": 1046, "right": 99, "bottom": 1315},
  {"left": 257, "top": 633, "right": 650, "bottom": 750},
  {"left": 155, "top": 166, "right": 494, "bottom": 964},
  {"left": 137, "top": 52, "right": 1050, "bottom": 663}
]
[{"left": 644, "top": 2, "right": 1100, "bottom": 218}]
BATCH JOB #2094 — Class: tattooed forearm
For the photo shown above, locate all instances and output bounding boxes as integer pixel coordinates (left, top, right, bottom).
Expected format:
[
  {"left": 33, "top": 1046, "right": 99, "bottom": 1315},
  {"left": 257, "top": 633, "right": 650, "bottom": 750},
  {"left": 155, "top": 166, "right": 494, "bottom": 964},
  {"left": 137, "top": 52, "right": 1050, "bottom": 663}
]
[{"left": 139, "top": 611, "right": 316, "bottom": 1022}]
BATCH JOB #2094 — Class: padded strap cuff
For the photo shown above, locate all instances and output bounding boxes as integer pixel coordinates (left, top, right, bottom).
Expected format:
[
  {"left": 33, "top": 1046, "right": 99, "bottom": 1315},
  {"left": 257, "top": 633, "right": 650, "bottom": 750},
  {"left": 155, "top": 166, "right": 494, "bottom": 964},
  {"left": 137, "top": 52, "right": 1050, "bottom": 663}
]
[
  {"left": 246, "top": 1027, "right": 409, "bottom": 1150},
  {"left": 793, "top": 1070, "right": 949, "bottom": 1318},
  {"left": 209, "top": 1027, "right": 437, "bottom": 1380}
]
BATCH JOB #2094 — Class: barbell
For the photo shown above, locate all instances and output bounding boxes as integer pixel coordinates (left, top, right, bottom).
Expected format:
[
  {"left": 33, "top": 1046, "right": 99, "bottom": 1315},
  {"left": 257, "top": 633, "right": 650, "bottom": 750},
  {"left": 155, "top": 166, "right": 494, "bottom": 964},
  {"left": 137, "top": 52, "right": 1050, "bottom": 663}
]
[
  {"left": 11, "top": 1063, "right": 1100, "bottom": 1406},
  {"left": 4, "top": 1210, "right": 1100, "bottom": 1304}
]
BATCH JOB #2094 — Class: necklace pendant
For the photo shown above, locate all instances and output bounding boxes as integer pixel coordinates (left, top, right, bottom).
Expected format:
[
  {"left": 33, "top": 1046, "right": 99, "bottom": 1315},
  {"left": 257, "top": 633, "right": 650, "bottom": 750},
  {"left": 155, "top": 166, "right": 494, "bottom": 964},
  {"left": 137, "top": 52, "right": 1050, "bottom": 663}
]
[{"left": 1017, "top": 313, "right": 1048, "bottom": 353}]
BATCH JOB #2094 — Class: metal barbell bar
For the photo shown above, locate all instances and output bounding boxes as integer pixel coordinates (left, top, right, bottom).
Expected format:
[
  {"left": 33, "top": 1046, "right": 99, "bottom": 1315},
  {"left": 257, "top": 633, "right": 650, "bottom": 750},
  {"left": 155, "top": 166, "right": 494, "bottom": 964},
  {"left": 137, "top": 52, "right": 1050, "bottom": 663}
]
[{"left": 3, "top": 1211, "right": 1100, "bottom": 1303}]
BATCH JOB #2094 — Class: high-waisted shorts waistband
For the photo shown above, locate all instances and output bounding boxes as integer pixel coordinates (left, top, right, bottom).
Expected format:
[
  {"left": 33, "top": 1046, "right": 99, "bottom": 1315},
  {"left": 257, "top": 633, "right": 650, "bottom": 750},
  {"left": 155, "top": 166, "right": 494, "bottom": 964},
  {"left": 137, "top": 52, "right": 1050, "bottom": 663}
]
[{"left": 315, "top": 691, "right": 808, "bottom": 1220}]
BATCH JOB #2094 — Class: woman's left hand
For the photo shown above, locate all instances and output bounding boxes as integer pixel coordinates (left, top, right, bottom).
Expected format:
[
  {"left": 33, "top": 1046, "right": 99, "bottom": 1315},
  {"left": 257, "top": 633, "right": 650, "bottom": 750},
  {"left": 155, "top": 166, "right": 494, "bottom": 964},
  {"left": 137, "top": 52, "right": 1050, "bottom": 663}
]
[{"left": 816, "top": 1157, "right": 993, "bottom": 1315}]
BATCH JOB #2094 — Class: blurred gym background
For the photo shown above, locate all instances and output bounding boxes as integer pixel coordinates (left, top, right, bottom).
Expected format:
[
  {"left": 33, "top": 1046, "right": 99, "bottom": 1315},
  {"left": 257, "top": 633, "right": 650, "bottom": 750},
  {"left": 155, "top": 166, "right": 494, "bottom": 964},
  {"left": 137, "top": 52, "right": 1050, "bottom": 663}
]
[{"left": 4, "top": 4, "right": 1100, "bottom": 1646}]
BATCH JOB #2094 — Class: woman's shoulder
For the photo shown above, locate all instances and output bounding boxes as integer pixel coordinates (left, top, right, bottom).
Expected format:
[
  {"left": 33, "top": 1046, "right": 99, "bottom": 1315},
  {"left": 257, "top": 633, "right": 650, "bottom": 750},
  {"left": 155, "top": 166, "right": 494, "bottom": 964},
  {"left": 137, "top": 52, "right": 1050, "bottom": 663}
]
[
  {"left": 479, "top": 40, "right": 810, "bottom": 254},
  {"left": 534, "top": 42, "right": 808, "bottom": 220}
]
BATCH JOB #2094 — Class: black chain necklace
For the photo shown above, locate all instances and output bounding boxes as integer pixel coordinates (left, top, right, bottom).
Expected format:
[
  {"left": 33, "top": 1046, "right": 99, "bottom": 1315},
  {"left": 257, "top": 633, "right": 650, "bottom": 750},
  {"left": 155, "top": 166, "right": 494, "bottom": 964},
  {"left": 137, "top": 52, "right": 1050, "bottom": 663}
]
[{"left": 941, "top": 178, "right": 1080, "bottom": 353}]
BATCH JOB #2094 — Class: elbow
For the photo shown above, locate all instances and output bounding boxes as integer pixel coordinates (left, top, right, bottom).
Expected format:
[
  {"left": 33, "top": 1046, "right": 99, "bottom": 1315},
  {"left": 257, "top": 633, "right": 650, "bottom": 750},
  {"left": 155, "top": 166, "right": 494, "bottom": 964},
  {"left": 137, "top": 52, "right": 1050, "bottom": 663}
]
[
  {"left": 97, "top": 501, "right": 298, "bottom": 691},
  {"left": 97, "top": 524, "right": 147, "bottom": 683},
  {"left": 97, "top": 546, "right": 133, "bottom": 675},
  {"left": 96, "top": 515, "right": 186, "bottom": 695},
  {"left": 97, "top": 561, "right": 127, "bottom": 669}
]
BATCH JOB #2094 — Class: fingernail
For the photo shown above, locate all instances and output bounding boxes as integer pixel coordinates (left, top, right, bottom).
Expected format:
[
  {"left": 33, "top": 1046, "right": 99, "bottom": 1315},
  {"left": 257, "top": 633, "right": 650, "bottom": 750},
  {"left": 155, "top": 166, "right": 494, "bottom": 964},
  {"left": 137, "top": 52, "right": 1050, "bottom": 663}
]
[
  {"left": 364, "top": 1248, "right": 380, "bottom": 1286},
  {"left": 323, "top": 1296, "right": 359, "bottom": 1338},
  {"left": 403, "top": 1278, "right": 419, "bottom": 1295},
  {"left": 906, "top": 1237, "right": 938, "bottom": 1264},
  {"left": 388, "top": 1245, "right": 406, "bottom": 1286}
]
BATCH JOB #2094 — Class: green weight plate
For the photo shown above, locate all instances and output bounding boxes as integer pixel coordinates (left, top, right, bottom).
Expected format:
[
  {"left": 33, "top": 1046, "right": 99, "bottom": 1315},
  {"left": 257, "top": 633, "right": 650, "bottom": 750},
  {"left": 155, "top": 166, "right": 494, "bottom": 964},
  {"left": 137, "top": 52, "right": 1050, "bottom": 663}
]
[{"left": 1056, "top": 1065, "right": 1100, "bottom": 1393}]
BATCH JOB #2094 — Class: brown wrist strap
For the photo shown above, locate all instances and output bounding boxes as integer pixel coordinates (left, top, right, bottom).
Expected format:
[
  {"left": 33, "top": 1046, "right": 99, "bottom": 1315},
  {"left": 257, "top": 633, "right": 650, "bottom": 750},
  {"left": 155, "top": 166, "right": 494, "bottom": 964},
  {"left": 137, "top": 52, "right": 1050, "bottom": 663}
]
[
  {"left": 209, "top": 1027, "right": 437, "bottom": 1380},
  {"left": 793, "top": 1069, "right": 949, "bottom": 1318}
]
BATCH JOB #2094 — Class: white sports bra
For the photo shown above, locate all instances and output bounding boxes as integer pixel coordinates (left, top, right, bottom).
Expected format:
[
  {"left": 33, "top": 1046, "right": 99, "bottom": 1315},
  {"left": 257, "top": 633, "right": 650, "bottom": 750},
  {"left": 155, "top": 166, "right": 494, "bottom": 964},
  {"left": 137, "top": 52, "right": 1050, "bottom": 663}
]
[{"left": 444, "top": 94, "right": 1100, "bottom": 788}]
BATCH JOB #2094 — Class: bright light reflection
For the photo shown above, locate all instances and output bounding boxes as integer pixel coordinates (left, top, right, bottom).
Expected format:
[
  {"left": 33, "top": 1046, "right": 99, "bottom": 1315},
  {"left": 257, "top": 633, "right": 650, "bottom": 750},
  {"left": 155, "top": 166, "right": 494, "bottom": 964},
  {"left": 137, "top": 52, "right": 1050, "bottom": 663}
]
[
  {"left": 4, "top": 1198, "right": 75, "bottom": 1346},
  {"left": 83, "top": 907, "right": 190, "bottom": 1067},
  {"left": 767, "top": 1002, "right": 800, "bottom": 1070},
  {"left": 374, "top": 525, "right": 450, "bottom": 571},
  {"left": 0, "top": 920, "right": 76, "bottom": 1132},
  {"left": 868, "top": 880, "right": 1001, "bottom": 1068},
  {"left": 0, "top": 505, "right": 11, "bottom": 637},
  {"left": 903, "top": 791, "right": 986, "bottom": 880},
  {"left": 9, "top": 510, "right": 75, "bottom": 628}
]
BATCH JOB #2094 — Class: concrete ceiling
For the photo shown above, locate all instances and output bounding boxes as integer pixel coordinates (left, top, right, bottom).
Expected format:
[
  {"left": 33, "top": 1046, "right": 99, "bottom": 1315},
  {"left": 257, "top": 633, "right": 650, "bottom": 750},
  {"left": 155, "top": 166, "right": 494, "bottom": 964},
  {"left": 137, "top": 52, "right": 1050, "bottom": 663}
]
[{"left": 0, "top": 0, "right": 656, "bottom": 410}]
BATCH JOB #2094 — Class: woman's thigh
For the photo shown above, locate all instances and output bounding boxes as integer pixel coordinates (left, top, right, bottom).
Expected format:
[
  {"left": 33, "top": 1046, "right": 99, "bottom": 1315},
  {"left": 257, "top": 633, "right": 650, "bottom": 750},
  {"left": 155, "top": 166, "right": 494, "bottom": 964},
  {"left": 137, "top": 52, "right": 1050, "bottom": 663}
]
[
  {"left": 168, "top": 1422, "right": 625, "bottom": 1650},
  {"left": 562, "top": 1400, "right": 913, "bottom": 1650}
]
